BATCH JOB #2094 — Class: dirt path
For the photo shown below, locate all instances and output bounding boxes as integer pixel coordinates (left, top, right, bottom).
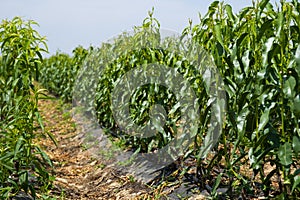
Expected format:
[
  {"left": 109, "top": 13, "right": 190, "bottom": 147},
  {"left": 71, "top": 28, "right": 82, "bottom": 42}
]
[{"left": 36, "top": 97, "right": 152, "bottom": 200}]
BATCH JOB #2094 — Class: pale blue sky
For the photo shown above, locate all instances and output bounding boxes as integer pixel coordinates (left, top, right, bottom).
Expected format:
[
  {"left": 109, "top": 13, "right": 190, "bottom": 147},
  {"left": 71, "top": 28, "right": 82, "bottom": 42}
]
[{"left": 0, "top": 0, "right": 279, "bottom": 55}]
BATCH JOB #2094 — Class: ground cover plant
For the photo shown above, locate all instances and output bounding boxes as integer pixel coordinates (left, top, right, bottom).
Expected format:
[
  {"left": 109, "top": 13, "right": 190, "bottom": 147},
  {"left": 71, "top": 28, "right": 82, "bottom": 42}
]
[
  {"left": 9, "top": 0, "right": 300, "bottom": 199},
  {"left": 0, "top": 17, "right": 54, "bottom": 199}
]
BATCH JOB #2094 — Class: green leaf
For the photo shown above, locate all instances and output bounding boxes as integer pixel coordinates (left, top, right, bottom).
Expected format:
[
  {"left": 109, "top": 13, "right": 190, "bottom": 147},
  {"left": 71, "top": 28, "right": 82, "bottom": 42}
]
[
  {"left": 214, "top": 23, "right": 224, "bottom": 46},
  {"left": 46, "top": 130, "right": 58, "bottom": 146},
  {"left": 293, "top": 136, "right": 300, "bottom": 154},
  {"left": 237, "top": 107, "right": 250, "bottom": 138},
  {"left": 259, "top": 0, "right": 270, "bottom": 10},
  {"left": 295, "top": 45, "right": 300, "bottom": 64},
  {"left": 35, "top": 145, "right": 53, "bottom": 167},
  {"left": 276, "top": 12, "right": 284, "bottom": 37},
  {"left": 14, "top": 137, "right": 24, "bottom": 159},
  {"left": 262, "top": 37, "right": 275, "bottom": 67},
  {"left": 258, "top": 19, "right": 273, "bottom": 41},
  {"left": 209, "top": 1, "right": 220, "bottom": 12},
  {"left": 278, "top": 142, "right": 293, "bottom": 166},
  {"left": 241, "top": 50, "right": 250, "bottom": 74},
  {"left": 12, "top": 78, "right": 20, "bottom": 88},
  {"left": 212, "top": 173, "right": 223, "bottom": 195},
  {"left": 225, "top": 4, "right": 235, "bottom": 23},
  {"left": 169, "top": 102, "right": 181, "bottom": 115},
  {"left": 293, "top": 96, "right": 300, "bottom": 115},
  {"left": 35, "top": 111, "right": 44, "bottom": 132},
  {"left": 257, "top": 109, "right": 270, "bottom": 133},
  {"left": 283, "top": 76, "right": 296, "bottom": 98},
  {"left": 292, "top": 175, "right": 300, "bottom": 192}
]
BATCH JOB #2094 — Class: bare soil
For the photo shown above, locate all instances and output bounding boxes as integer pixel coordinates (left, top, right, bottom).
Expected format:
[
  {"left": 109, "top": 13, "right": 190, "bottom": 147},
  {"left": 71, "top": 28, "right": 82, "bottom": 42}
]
[{"left": 36, "top": 97, "right": 154, "bottom": 200}]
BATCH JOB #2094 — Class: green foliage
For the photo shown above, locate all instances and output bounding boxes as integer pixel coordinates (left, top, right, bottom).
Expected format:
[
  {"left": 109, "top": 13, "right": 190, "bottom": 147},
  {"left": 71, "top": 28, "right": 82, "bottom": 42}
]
[
  {"left": 0, "top": 17, "right": 53, "bottom": 199},
  {"left": 73, "top": 12, "right": 208, "bottom": 154},
  {"left": 187, "top": 0, "right": 300, "bottom": 197},
  {"left": 38, "top": 0, "right": 300, "bottom": 198},
  {"left": 39, "top": 46, "right": 88, "bottom": 102}
]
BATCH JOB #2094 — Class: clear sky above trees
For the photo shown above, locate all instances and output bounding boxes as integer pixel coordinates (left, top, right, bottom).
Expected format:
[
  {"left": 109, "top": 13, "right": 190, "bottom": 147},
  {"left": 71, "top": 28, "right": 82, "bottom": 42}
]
[{"left": 0, "top": 0, "right": 279, "bottom": 54}]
